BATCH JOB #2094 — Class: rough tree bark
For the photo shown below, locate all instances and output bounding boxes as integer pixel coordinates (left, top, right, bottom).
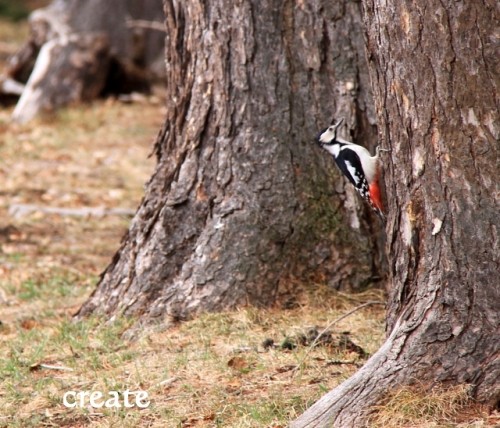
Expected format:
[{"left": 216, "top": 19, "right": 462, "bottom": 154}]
[
  {"left": 77, "top": 0, "right": 386, "bottom": 329},
  {"left": 2, "top": 0, "right": 165, "bottom": 123},
  {"left": 292, "top": 0, "right": 499, "bottom": 426}
]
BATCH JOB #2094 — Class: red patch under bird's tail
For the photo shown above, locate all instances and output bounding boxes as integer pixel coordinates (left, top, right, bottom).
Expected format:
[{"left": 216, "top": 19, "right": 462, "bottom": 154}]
[{"left": 369, "top": 178, "right": 385, "bottom": 223}]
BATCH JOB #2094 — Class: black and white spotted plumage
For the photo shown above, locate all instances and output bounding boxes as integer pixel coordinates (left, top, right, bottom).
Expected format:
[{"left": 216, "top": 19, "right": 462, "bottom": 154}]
[
  {"left": 316, "top": 118, "right": 386, "bottom": 222},
  {"left": 332, "top": 146, "right": 371, "bottom": 202}
]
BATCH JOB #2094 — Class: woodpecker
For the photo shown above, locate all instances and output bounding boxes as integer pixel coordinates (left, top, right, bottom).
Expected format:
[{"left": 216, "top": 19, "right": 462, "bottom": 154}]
[{"left": 316, "top": 118, "right": 386, "bottom": 222}]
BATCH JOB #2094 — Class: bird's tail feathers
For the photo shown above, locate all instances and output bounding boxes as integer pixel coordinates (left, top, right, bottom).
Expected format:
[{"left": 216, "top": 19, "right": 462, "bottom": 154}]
[{"left": 369, "top": 181, "right": 386, "bottom": 223}]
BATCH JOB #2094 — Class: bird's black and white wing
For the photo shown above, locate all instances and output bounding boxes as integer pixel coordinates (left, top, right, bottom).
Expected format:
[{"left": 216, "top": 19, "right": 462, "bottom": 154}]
[{"left": 333, "top": 148, "right": 370, "bottom": 201}]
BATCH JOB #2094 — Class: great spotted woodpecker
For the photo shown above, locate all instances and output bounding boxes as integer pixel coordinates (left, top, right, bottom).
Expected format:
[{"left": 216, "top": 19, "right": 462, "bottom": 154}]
[{"left": 317, "top": 118, "right": 387, "bottom": 222}]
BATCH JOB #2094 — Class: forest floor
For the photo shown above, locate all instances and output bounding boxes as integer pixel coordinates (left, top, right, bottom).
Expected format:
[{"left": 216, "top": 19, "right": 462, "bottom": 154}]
[{"left": 0, "top": 16, "right": 498, "bottom": 428}]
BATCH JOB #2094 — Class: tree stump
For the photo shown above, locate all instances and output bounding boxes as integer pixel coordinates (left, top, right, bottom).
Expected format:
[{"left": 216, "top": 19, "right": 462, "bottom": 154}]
[
  {"left": 2, "top": 0, "right": 165, "bottom": 122},
  {"left": 12, "top": 33, "right": 110, "bottom": 123}
]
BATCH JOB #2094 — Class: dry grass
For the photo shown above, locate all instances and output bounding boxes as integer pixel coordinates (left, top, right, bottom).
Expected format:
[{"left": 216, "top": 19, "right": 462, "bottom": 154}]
[
  {"left": 369, "top": 383, "right": 499, "bottom": 428},
  {"left": 0, "top": 285, "right": 386, "bottom": 427},
  {"left": 0, "top": 90, "right": 162, "bottom": 327}
]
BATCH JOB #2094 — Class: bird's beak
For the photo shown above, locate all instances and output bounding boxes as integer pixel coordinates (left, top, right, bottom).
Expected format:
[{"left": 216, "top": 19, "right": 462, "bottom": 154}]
[{"left": 331, "top": 117, "right": 344, "bottom": 130}]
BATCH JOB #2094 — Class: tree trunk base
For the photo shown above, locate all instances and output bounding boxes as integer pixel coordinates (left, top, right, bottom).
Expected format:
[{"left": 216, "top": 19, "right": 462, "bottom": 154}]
[{"left": 292, "top": 294, "right": 500, "bottom": 427}]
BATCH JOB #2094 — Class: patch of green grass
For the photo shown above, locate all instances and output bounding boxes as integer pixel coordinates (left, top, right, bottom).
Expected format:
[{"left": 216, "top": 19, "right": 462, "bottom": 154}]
[
  {"left": 1, "top": 252, "right": 25, "bottom": 263},
  {"left": 2, "top": 270, "right": 97, "bottom": 303},
  {"left": 15, "top": 279, "right": 40, "bottom": 300},
  {"left": 0, "top": 314, "right": 138, "bottom": 422},
  {"left": 238, "top": 402, "right": 286, "bottom": 424},
  {"left": 1, "top": 357, "right": 24, "bottom": 381}
]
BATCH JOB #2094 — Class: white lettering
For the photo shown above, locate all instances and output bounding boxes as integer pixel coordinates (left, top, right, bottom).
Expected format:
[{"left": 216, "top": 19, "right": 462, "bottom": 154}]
[
  {"left": 123, "top": 390, "right": 134, "bottom": 408},
  {"left": 62, "top": 389, "right": 150, "bottom": 408},
  {"left": 62, "top": 391, "right": 77, "bottom": 408},
  {"left": 78, "top": 391, "right": 90, "bottom": 408},
  {"left": 135, "top": 391, "right": 150, "bottom": 408},
  {"left": 89, "top": 391, "right": 104, "bottom": 408},
  {"left": 105, "top": 391, "right": 121, "bottom": 408}
]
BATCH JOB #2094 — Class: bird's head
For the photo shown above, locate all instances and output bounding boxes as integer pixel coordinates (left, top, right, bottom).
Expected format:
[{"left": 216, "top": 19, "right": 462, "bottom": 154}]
[{"left": 316, "top": 118, "right": 344, "bottom": 145}]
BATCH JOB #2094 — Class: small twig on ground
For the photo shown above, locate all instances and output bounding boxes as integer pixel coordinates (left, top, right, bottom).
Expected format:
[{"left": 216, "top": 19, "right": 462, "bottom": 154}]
[
  {"left": 156, "top": 376, "right": 179, "bottom": 388},
  {"left": 326, "top": 360, "right": 363, "bottom": 367},
  {"left": 30, "top": 363, "right": 74, "bottom": 372}
]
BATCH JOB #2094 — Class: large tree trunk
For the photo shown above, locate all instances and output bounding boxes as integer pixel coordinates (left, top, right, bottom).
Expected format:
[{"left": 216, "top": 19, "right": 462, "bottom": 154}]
[
  {"left": 77, "top": 0, "right": 385, "bottom": 328},
  {"left": 292, "top": 0, "right": 499, "bottom": 426},
  {"left": 3, "top": 0, "right": 165, "bottom": 123}
]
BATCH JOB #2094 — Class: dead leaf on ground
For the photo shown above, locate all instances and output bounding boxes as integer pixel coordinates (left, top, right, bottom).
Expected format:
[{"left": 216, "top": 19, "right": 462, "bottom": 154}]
[
  {"left": 20, "top": 318, "right": 39, "bottom": 330},
  {"left": 227, "top": 356, "right": 249, "bottom": 371},
  {"left": 225, "top": 378, "right": 242, "bottom": 392}
]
